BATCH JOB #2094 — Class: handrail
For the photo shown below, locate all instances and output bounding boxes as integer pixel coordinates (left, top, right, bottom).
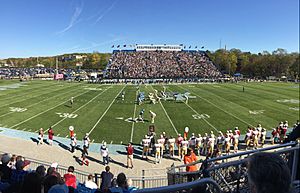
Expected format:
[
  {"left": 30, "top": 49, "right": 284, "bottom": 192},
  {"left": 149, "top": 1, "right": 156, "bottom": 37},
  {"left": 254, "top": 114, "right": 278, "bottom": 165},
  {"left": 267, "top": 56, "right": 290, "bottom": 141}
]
[
  {"left": 168, "top": 141, "right": 297, "bottom": 170},
  {"left": 133, "top": 178, "right": 221, "bottom": 193}
]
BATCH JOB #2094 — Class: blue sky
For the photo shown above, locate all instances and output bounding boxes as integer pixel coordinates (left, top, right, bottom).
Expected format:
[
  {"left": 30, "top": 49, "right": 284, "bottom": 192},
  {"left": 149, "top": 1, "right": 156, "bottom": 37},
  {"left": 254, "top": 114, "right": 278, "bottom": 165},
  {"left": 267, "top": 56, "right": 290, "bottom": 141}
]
[{"left": 0, "top": 0, "right": 299, "bottom": 58}]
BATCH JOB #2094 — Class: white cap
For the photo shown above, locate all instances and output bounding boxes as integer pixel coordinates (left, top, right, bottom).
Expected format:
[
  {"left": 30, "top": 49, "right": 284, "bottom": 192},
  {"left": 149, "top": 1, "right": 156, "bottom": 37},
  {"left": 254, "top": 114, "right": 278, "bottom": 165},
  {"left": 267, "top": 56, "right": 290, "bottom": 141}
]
[{"left": 51, "top": 162, "right": 58, "bottom": 168}]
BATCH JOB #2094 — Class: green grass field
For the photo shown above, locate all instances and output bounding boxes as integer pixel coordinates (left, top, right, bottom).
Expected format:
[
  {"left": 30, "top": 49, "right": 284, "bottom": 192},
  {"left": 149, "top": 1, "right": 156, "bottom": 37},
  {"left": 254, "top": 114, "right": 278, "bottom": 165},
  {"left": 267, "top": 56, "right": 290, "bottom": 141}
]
[{"left": 0, "top": 80, "right": 299, "bottom": 144}]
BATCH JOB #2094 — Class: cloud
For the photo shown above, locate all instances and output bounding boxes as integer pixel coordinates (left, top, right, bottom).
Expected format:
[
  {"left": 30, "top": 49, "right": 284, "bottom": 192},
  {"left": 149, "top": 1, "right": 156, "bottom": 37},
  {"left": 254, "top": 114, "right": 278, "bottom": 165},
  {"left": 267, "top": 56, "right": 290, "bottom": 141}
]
[
  {"left": 75, "top": 38, "right": 122, "bottom": 52},
  {"left": 56, "top": 2, "right": 83, "bottom": 35},
  {"left": 94, "top": 0, "right": 118, "bottom": 24}
]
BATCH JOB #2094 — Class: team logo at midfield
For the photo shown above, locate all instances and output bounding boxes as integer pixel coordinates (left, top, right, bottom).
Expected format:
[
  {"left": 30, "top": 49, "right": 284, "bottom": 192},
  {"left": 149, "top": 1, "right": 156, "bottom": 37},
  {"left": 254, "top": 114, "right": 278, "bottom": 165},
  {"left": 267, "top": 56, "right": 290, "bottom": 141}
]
[
  {"left": 249, "top": 110, "right": 265, "bottom": 115},
  {"left": 9, "top": 107, "right": 27, "bottom": 112},
  {"left": 192, "top": 114, "right": 210, "bottom": 119},
  {"left": 56, "top": 112, "right": 78, "bottom": 118}
]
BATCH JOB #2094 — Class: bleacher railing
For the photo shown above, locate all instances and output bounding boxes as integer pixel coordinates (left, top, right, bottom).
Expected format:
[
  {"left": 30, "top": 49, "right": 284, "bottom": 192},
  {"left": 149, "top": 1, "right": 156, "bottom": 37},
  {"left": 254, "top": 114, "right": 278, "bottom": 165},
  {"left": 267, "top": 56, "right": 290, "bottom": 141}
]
[
  {"left": 167, "top": 142, "right": 299, "bottom": 193},
  {"left": 133, "top": 178, "right": 221, "bottom": 193},
  {"left": 95, "top": 168, "right": 168, "bottom": 189}
]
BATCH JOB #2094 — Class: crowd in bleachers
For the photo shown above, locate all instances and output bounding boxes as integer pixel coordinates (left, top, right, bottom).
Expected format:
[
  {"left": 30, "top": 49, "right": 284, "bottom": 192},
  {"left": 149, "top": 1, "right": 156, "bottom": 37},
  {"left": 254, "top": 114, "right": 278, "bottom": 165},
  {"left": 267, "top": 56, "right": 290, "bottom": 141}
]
[
  {"left": 0, "top": 154, "right": 138, "bottom": 193},
  {"left": 106, "top": 51, "right": 222, "bottom": 79},
  {"left": 0, "top": 68, "right": 56, "bottom": 78}
]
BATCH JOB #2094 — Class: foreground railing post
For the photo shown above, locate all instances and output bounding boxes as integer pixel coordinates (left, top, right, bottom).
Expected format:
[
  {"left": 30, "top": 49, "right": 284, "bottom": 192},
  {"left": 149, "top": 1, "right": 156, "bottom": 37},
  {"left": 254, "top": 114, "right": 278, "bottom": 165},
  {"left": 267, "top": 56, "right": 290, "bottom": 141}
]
[
  {"left": 142, "top": 169, "right": 145, "bottom": 189},
  {"left": 291, "top": 147, "right": 299, "bottom": 181}
]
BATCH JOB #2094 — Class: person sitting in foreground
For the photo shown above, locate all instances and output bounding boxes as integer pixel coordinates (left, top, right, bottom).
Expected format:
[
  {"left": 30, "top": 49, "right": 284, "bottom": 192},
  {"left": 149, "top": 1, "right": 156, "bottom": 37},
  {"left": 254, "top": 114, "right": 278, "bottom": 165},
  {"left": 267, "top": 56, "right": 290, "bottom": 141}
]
[{"left": 247, "top": 152, "right": 292, "bottom": 193}]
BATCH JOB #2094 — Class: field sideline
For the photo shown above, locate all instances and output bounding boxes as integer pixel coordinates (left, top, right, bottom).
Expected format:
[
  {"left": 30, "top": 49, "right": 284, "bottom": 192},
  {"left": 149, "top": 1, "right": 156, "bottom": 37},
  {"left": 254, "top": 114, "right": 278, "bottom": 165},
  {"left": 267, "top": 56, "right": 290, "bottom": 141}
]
[{"left": 0, "top": 80, "right": 299, "bottom": 144}]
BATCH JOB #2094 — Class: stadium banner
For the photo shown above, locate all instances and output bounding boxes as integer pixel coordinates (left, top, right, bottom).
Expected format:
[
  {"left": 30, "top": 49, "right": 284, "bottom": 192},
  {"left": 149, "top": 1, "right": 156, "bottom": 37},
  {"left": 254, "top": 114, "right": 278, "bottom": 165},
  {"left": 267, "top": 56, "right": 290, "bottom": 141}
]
[{"left": 54, "top": 74, "right": 64, "bottom": 80}]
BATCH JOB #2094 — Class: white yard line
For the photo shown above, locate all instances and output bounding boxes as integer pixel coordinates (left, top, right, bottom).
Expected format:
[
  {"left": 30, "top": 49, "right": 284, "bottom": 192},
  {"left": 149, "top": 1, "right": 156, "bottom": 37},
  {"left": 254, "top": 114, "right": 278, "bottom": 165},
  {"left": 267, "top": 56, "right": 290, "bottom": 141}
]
[
  {"left": 88, "top": 86, "right": 125, "bottom": 135},
  {"left": 0, "top": 84, "right": 77, "bottom": 118},
  {"left": 0, "top": 83, "right": 69, "bottom": 109},
  {"left": 150, "top": 85, "right": 178, "bottom": 135},
  {"left": 51, "top": 86, "right": 111, "bottom": 128},
  {"left": 177, "top": 85, "right": 254, "bottom": 127},
  {"left": 166, "top": 87, "right": 218, "bottom": 132},
  {"left": 10, "top": 87, "right": 98, "bottom": 129},
  {"left": 130, "top": 90, "right": 138, "bottom": 142}
]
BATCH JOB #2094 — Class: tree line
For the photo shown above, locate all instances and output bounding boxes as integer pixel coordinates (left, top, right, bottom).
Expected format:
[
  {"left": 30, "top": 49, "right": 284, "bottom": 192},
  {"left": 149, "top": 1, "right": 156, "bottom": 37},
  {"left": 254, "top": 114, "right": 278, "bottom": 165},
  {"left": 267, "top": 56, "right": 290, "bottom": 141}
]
[
  {"left": 0, "top": 48, "right": 299, "bottom": 79},
  {"left": 207, "top": 48, "right": 299, "bottom": 79}
]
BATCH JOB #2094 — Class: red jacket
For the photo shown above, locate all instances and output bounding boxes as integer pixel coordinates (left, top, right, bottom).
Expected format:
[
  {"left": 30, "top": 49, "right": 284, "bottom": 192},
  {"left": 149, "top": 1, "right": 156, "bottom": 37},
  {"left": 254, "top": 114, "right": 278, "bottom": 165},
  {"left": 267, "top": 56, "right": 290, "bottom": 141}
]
[
  {"left": 48, "top": 129, "right": 54, "bottom": 140},
  {"left": 64, "top": 173, "right": 77, "bottom": 188},
  {"left": 127, "top": 145, "right": 134, "bottom": 155}
]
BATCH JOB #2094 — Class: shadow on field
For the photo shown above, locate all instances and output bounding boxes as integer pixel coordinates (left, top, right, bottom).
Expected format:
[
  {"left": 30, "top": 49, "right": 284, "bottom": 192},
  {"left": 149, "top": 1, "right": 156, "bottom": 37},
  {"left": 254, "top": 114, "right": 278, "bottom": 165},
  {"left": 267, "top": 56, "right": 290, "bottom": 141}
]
[
  {"left": 64, "top": 104, "right": 72, "bottom": 108},
  {"left": 86, "top": 155, "right": 103, "bottom": 165},
  {"left": 53, "top": 139, "right": 70, "bottom": 152},
  {"left": 30, "top": 137, "right": 39, "bottom": 145}
]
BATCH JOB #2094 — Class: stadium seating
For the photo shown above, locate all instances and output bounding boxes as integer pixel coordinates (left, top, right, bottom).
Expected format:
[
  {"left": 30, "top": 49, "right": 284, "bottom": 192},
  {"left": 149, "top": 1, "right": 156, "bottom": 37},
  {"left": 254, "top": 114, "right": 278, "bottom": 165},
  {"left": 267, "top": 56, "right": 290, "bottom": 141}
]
[{"left": 106, "top": 51, "right": 222, "bottom": 79}]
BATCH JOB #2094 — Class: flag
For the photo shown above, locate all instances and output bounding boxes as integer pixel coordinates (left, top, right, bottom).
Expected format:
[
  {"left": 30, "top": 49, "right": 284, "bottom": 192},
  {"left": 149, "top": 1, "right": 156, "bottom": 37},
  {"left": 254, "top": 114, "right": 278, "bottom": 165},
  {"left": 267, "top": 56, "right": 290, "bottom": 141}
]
[{"left": 111, "top": 45, "right": 114, "bottom": 48}]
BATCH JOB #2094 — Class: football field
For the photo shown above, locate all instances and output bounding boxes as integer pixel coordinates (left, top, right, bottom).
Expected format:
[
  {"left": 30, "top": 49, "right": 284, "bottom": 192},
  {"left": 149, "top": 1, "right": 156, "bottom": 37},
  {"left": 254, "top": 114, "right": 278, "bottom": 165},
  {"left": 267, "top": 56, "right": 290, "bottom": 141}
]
[{"left": 0, "top": 80, "right": 299, "bottom": 144}]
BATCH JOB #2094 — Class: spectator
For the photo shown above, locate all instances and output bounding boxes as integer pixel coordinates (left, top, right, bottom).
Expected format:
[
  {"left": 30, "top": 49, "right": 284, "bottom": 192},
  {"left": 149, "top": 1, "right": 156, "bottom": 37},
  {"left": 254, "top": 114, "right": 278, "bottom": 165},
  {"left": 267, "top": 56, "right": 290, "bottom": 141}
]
[
  {"left": 183, "top": 148, "right": 198, "bottom": 182},
  {"left": 84, "top": 174, "right": 98, "bottom": 189},
  {"left": 38, "top": 128, "right": 44, "bottom": 145},
  {"left": 63, "top": 166, "right": 77, "bottom": 189},
  {"left": 126, "top": 178, "right": 138, "bottom": 192},
  {"left": 108, "top": 173, "right": 128, "bottom": 193},
  {"left": 100, "top": 166, "right": 114, "bottom": 193},
  {"left": 10, "top": 159, "right": 30, "bottom": 184},
  {"left": 44, "top": 172, "right": 64, "bottom": 193},
  {"left": 36, "top": 165, "right": 46, "bottom": 179},
  {"left": 126, "top": 143, "right": 134, "bottom": 169},
  {"left": 247, "top": 152, "right": 291, "bottom": 193},
  {"left": 19, "top": 172, "right": 42, "bottom": 193},
  {"left": 0, "top": 153, "right": 12, "bottom": 182},
  {"left": 0, "top": 171, "right": 10, "bottom": 192}
]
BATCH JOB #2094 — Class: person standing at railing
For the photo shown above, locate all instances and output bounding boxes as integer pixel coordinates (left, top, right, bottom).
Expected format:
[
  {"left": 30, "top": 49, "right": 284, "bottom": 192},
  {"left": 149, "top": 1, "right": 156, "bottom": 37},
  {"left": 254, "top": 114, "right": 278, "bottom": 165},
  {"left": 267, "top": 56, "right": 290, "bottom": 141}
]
[
  {"left": 184, "top": 148, "right": 198, "bottom": 182},
  {"left": 64, "top": 166, "right": 77, "bottom": 189},
  {"left": 101, "top": 166, "right": 114, "bottom": 193}
]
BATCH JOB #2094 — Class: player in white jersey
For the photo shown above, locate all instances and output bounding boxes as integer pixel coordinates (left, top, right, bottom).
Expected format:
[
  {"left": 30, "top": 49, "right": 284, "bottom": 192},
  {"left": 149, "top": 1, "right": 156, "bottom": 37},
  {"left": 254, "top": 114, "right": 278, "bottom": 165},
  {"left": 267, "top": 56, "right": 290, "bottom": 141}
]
[
  {"left": 195, "top": 134, "right": 202, "bottom": 156},
  {"left": 253, "top": 128, "right": 259, "bottom": 149},
  {"left": 157, "top": 136, "right": 165, "bottom": 159},
  {"left": 233, "top": 132, "right": 240, "bottom": 153},
  {"left": 217, "top": 131, "right": 224, "bottom": 153},
  {"left": 168, "top": 136, "right": 175, "bottom": 157},
  {"left": 154, "top": 143, "right": 162, "bottom": 164},
  {"left": 149, "top": 110, "right": 156, "bottom": 124},
  {"left": 70, "top": 97, "right": 74, "bottom": 107},
  {"left": 225, "top": 134, "right": 231, "bottom": 155},
  {"left": 260, "top": 128, "right": 267, "bottom": 147},
  {"left": 188, "top": 133, "right": 196, "bottom": 151},
  {"left": 181, "top": 139, "right": 189, "bottom": 159},
  {"left": 207, "top": 134, "right": 215, "bottom": 157},
  {"left": 201, "top": 133, "right": 208, "bottom": 155},
  {"left": 142, "top": 135, "right": 151, "bottom": 159}
]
